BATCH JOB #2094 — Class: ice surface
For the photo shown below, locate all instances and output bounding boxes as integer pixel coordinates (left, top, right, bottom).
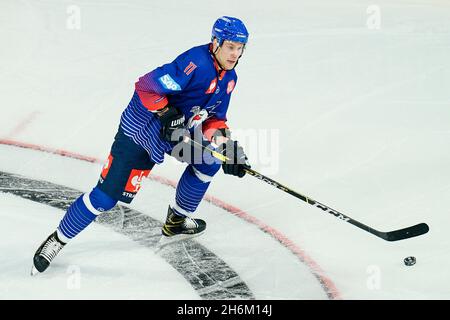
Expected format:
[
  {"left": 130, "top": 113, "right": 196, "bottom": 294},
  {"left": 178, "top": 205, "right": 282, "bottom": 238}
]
[{"left": 1, "top": 0, "right": 449, "bottom": 299}]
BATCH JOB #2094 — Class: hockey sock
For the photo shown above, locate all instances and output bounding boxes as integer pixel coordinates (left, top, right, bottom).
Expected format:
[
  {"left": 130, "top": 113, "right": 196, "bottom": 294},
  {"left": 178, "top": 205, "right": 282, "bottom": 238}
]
[
  {"left": 57, "top": 187, "right": 117, "bottom": 243},
  {"left": 173, "top": 166, "right": 214, "bottom": 216}
]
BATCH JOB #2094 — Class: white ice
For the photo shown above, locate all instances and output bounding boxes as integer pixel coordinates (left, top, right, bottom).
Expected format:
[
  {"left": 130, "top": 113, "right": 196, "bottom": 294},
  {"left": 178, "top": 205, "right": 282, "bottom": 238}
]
[{"left": 1, "top": 0, "right": 450, "bottom": 299}]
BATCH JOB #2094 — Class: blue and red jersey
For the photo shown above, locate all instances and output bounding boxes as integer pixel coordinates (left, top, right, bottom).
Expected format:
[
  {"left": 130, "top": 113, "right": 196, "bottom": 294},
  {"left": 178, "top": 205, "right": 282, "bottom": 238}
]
[{"left": 120, "top": 43, "right": 237, "bottom": 164}]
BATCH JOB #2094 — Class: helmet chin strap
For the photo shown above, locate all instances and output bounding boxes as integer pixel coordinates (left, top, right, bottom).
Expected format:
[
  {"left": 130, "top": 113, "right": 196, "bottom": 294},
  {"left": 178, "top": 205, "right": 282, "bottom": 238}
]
[{"left": 212, "top": 45, "right": 227, "bottom": 71}]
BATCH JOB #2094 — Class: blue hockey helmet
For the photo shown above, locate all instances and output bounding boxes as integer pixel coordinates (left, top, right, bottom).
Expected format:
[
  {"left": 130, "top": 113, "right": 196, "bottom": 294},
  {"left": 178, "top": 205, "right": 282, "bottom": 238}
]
[{"left": 211, "top": 16, "right": 249, "bottom": 46}]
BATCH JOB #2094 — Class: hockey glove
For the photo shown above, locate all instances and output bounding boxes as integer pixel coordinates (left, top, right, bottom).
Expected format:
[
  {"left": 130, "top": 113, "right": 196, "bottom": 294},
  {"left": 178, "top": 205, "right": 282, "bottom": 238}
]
[
  {"left": 156, "top": 106, "right": 186, "bottom": 142},
  {"left": 220, "top": 139, "right": 250, "bottom": 178}
]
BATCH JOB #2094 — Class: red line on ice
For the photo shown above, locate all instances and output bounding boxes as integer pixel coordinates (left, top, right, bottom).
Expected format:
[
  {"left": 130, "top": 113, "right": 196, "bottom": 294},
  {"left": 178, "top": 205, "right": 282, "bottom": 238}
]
[{"left": 0, "top": 138, "right": 342, "bottom": 300}]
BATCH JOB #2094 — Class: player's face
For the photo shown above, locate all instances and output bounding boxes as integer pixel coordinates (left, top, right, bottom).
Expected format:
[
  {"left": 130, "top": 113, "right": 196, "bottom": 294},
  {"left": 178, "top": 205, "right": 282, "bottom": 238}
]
[{"left": 215, "top": 40, "right": 245, "bottom": 70}]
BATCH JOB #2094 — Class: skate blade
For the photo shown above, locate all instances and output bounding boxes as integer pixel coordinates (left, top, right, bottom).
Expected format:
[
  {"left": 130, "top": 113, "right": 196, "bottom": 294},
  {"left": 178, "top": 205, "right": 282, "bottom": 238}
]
[
  {"left": 30, "top": 265, "right": 40, "bottom": 276},
  {"left": 154, "top": 231, "right": 205, "bottom": 253}
]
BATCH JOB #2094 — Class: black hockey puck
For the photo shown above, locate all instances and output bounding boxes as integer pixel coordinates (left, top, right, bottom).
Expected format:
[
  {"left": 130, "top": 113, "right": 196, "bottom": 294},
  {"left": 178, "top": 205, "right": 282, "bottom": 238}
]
[{"left": 404, "top": 256, "right": 416, "bottom": 266}]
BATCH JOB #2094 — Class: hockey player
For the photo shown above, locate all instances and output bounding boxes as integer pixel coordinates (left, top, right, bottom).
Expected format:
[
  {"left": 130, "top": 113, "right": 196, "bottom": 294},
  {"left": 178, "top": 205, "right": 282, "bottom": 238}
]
[{"left": 32, "top": 16, "right": 250, "bottom": 275}]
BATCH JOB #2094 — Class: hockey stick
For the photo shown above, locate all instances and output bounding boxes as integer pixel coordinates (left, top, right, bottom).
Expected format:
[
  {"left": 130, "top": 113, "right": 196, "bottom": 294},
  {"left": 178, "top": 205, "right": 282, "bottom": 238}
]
[{"left": 183, "top": 136, "right": 429, "bottom": 242}]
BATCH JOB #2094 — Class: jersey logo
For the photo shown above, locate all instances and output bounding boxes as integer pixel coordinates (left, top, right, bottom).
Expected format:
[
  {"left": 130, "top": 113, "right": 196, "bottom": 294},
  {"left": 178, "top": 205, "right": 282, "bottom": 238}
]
[
  {"left": 187, "top": 107, "right": 209, "bottom": 129},
  {"left": 184, "top": 62, "right": 197, "bottom": 76},
  {"left": 125, "top": 169, "right": 151, "bottom": 193},
  {"left": 205, "top": 78, "right": 218, "bottom": 94},
  {"left": 158, "top": 74, "right": 182, "bottom": 91},
  {"left": 206, "top": 100, "right": 222, "bottom": 115},
  {"left": 100, "top": 154, "right": 113, "bottom": 179},
  {"left": 227, "top": 80, "right": 235, "bottom": 94}
]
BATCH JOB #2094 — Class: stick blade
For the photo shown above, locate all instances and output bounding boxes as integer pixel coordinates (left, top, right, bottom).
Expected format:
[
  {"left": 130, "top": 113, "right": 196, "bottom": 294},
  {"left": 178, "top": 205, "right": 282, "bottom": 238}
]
[{"left": 381, "top": 223, "right": 429, "bottom": 241}]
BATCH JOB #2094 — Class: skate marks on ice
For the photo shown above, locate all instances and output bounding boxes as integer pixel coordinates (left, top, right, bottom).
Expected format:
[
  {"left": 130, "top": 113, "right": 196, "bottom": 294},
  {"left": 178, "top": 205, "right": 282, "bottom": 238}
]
[{"left": 0, "top": 171, "right": 253, "bottom": 300}]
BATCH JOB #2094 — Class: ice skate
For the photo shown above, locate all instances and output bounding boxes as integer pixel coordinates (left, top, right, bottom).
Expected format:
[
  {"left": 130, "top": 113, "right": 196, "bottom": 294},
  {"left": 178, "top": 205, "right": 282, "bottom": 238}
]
[
  {"left": 155, "top": 206, "right": 206, "bottom": 251},
  {"left": 31, "top": 231, "right": 66, "bottom": 276}
]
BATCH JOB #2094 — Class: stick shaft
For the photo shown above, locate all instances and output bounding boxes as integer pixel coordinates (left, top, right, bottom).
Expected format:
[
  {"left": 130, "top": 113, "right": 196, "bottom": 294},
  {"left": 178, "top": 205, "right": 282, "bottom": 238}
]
[{"left": 185, "top": 136, "right": 429, "bottom": 241}]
